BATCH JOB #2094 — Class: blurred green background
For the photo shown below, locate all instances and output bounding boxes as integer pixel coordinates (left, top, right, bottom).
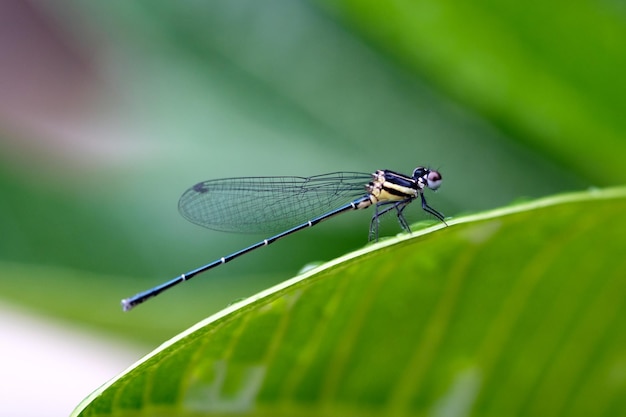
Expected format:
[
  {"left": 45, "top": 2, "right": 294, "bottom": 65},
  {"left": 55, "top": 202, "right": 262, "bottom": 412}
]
[{"left": 0, "top": 0, "right": 624, "bottom": 414}]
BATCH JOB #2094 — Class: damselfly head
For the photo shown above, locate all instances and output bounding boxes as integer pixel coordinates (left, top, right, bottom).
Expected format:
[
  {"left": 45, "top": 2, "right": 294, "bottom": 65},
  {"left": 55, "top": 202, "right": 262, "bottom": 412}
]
[
  {"left": 426, "top": 170, "right": 443, "bottom": 190},
  {"left": 413, "top": 167, "right": 443, "bottom": 190}
]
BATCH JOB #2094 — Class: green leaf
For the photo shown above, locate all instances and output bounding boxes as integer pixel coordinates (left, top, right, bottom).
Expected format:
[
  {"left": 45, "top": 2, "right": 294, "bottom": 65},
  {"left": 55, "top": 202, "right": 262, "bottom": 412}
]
[
  {"left": 73, "top": 186, "right": 626, "bottom": 417},
  {"left": 316, "top": 0, "right": 626, "bottom": 184}
]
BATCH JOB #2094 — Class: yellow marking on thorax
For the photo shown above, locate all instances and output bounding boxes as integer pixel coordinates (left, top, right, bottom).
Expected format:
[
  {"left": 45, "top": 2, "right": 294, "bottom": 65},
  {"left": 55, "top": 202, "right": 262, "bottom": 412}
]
[{"left": 366, "top": 170, "right": 418, "bottom": 204}]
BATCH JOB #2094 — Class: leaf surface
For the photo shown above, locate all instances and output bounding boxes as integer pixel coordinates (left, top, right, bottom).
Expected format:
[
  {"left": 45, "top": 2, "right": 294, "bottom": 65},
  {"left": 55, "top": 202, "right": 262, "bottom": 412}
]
[{"left": 73, "top": 187, "right": 626, "bottom": 416}]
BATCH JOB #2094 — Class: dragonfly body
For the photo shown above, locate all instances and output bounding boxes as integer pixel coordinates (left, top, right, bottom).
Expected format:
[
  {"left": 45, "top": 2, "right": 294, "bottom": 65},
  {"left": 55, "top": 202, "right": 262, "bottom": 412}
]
[{"left": 122, "top": 167, "right": 445, "bottom": 311}]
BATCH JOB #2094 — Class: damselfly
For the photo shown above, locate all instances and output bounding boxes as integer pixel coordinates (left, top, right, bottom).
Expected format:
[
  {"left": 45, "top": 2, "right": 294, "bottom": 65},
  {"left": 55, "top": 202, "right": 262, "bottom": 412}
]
[{"left": 122, "top": 167, "right": 445, "bottom": 311}]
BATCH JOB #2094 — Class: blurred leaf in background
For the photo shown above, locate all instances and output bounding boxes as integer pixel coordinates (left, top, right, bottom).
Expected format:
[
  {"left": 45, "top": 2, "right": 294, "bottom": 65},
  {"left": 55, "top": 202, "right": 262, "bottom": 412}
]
[{"left": 0, "top": 0, "right": 623, "bottom": 415}]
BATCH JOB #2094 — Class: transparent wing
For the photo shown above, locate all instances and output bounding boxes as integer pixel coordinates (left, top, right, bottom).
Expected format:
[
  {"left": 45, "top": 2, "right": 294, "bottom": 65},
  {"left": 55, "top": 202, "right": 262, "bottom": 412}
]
[{"left": 178, "top": 172, "right": 372, "bottom": 234}]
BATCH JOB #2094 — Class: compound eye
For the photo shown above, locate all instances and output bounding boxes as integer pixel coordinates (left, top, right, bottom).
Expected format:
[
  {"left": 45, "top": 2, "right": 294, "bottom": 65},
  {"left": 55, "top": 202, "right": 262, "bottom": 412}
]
[
  {"left": 412, "top": 166, "right": 427, "bottom": 178},
  {"left": 426, "top": 170, "right": 443, "bottom": 190}
]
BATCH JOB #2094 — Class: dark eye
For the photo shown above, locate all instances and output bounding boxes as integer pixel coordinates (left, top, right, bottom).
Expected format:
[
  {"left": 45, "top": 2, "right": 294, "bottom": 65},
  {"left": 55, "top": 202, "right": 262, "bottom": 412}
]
[{"left": 412, "top": 167, "right": 427, "bottom": 178}]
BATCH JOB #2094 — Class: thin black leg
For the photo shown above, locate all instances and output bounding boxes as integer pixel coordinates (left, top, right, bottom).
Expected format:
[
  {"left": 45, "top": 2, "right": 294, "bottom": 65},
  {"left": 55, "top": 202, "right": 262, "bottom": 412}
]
[
  {"left": 420, "top": 193, "right": 446, "bottom": 224},
  {"left": 369, "top": 199, "right": 412, "bottom": 241},
  {"left": 394, "top": 201, "right": 411, "bottom": 233}
]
